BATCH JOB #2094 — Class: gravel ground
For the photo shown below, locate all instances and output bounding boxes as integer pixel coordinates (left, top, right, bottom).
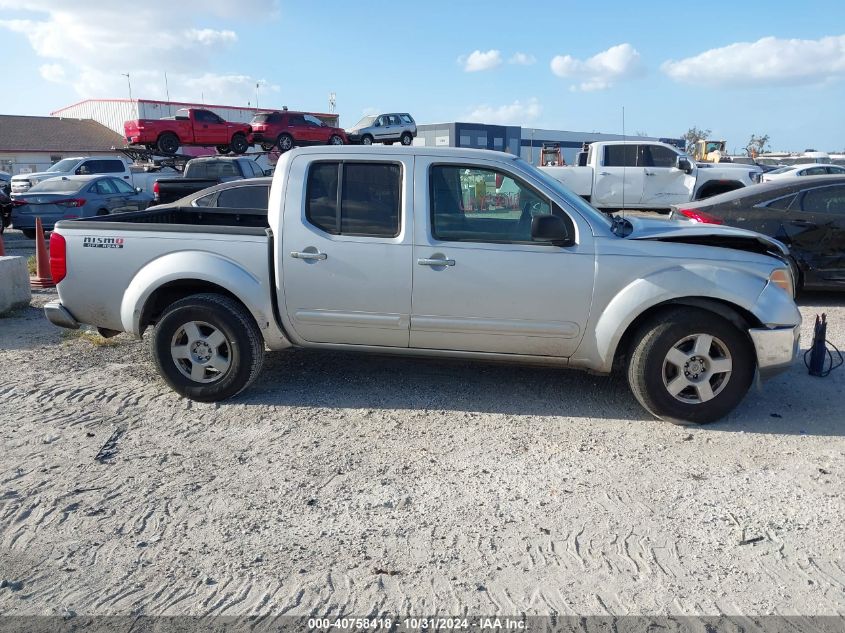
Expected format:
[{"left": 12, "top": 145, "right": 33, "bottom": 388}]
[{"left": 0, "top": 227, "right": 844, "bottom": 618}]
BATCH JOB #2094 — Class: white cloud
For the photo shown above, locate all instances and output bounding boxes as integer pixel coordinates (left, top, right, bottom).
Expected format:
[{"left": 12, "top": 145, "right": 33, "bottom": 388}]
[
  {"left": 550, "top": 43, "right": 643, "bottom": 91},
  {"left": 662, "top": 34, "right": 845, "bottom": 86},
  {"left": 509, "top": 52, "right": 536, "bottom": 66},
  {"left": 0, "top": 0, "right": 278, "bottom": 104},
  {"left": 459, "top": 49, "right": 502, "bottom": 72},
  {"left": 465, "top": 98, "right": 542, "bottom": 125},
  {"left": 39, "top": 62, "right": 65, "bottom": 82}
]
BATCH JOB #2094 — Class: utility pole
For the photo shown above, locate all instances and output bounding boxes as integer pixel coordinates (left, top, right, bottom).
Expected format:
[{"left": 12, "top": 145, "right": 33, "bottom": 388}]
[
  {"left": 256, "top": 82, "right": 260, "bottom": 110},
  {"left": 328, "top": 92, "right": 336, "bottom": 114},
  {"left": 164, "top": 72, "right": 171, "bottom": 115},
  {"left": 122, "top": 73, "right": 132, "bottom": 101}
]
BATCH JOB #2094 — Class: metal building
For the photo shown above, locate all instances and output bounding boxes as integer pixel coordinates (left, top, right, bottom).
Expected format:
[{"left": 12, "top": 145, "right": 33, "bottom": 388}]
[{"left": 414, "top": 122, "right": 683, "bottom": 165}]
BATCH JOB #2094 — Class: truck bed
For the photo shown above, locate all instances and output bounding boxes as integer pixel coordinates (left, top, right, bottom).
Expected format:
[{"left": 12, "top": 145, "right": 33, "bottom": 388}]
[{"left": 68, "top": 206, "right": 268, "bottom": 233}]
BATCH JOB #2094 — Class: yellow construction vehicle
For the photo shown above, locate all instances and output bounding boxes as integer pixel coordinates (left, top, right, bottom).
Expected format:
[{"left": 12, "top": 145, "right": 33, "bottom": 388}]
[{"left": 692, "top": 139, "right": 730, "bottom": 163}]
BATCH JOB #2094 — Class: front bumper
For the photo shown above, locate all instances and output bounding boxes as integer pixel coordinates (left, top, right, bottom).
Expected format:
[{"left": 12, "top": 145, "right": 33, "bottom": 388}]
[
  {"left": 44, "top": 300, "right": 80, "bottom": 330},
  {"left": 750, "top": 325, "right": 800, "bottom": 378}
]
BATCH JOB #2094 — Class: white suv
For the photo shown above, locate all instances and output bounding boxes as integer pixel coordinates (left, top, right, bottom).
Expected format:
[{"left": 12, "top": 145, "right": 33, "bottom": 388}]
[{"left": 346, "top": 113, "right": 417, "bottom": 146}]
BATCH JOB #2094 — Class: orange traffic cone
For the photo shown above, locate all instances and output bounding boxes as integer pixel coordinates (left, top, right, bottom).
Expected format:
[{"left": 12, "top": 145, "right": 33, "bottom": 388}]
[{"left": 30, "top": 217, "right": 55, "bottom": 289}]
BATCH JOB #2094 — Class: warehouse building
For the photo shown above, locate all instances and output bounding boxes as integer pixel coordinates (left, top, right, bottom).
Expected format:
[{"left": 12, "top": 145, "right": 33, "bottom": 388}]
[
  {"left": 414, "top": 122, "right": 683, "bottom": 165},
  {"left": 0, "top": 115, "right": 127, "bottom": 176}
]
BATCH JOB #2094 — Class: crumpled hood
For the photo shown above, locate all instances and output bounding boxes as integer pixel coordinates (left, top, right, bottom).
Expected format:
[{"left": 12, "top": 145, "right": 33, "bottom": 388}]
[{"left": 624, "top": 215, "right": 789, "bottom": 257}]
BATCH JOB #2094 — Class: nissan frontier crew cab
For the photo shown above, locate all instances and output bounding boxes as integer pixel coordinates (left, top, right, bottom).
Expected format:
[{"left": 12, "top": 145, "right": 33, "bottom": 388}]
[{"left": 43, "top": 147, "right": 800, "bottom": 424}]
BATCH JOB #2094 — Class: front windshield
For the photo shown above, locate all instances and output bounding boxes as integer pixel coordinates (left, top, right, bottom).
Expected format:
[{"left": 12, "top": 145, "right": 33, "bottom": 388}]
[
  {"left": 47, "top": 159, "right": 80, "bottom": 173},
  {"left": 520, "top": 158, "right": 613, "bottom": 227},
  {"left": 352, "top": 115, "right": 376, "bottom": 129},
  {"left": 28, "top": 178, "right": 84, "bottom": 193}
]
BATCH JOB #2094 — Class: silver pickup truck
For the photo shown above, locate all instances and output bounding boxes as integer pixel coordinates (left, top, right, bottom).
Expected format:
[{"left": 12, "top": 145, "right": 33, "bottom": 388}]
[{"left": 44, "top": 146, "right": 800, "bottom": 424}]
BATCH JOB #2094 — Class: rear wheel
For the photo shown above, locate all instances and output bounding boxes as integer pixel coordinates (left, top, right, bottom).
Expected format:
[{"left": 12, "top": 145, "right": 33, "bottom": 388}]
[
  {"left": 215, "top": 144, "right": 231, "bottom": 154},
  {"left": 96, "top": 209, "right": 109, "bottom": 216},
  {"left": 328, "top": 134, "right": 344, "bottom": 145},
  {"left": 277, "top": 133, "right": 294, "bottom": 152},
  {"left": 21, "top": 228, "right": 36, "bottom": 239},
  {"left": 150, "top": 293, "right": 264, "bottom": 402},
  {"left": 156, "top": 132, "right": 180, "bottom": 155},
  {"left": 627, "top": 307, "right": 754, "bottom": 424}
]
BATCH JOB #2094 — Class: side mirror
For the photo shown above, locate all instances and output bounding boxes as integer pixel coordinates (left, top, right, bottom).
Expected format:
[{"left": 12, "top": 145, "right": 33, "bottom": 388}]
[
  {"left": 677, "top": 157, "right": 693, "bottom": 174},
  {"left": 530, "top": 214, "right": 573, "bottom": 246}
]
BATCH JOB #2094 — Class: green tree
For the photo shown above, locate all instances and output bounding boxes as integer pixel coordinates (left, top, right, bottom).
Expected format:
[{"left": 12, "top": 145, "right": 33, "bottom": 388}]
[
  {"left": 746, "top": 134, "right": 771, "bottom": 156},
  {"left": 683, "top": 126, "right": 711, "bottom": 154}
]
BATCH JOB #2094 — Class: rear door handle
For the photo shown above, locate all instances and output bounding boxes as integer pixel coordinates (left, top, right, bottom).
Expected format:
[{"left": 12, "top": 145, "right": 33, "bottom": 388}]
[
  {"left": 290, "top": 251, "right": 327, "bottom": 261},
  {"left": 599, "top": 171, "right": 610, "bottom": 176},
  {"left": 645, "top": 171, "right": 656, "bottom": 176},
  {"left": 418, "top": 257, "right": 455, "bottom": 267},
  {"left": 790, "top": 220, "right": 817, "bottom": 228}
]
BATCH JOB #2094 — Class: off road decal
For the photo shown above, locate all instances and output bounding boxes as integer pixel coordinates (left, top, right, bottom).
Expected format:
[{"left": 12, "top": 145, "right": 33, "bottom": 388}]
[{"left": 83, "top": 236, "right": 125, "bottom": 249}]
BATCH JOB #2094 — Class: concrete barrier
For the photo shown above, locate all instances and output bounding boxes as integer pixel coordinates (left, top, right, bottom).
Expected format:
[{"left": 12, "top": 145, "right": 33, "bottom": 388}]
[{"left": 0, "top": 256, "right": 32, "bottom": 315}]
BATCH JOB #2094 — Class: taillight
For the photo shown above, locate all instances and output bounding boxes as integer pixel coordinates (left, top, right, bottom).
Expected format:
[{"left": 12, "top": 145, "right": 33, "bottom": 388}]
[
  {"left": 49, "top": 232, "right": 67, "bottom": 284},
  {"left": 54, "top": 198, "right": 86, "bottom": 208},
  {"left": 678, "top": 208, "right": 723, "bottom": 225},
  {"left": 153, "top": 181, "right": 160, "bottom": 201},
  {"left": 12, "top": 199, "right": 27, "bottom": 206}
]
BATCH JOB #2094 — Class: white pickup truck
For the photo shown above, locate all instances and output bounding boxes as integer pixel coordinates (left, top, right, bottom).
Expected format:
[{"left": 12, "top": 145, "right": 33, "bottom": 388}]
[
  {"left": 539, "top": 141, "right": 761, "bottom": 211},
  {"left": 43, "top": 146, "right": 800, "bottom": 424},
  {"left": 10, "top": 156, "right": 170, "bottom": 196}
]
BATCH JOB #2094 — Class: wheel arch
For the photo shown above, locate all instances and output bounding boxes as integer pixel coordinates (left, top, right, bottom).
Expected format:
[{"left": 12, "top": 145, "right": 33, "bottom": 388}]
[
  {"left": 119, "top": 250, "right": 290, "bottom": 349},
  {"left": 611, "top": 297, "right": 762, "bottom": 372},
  {"left": 695, "top": 180, "right": 744, "bottom": 200}
]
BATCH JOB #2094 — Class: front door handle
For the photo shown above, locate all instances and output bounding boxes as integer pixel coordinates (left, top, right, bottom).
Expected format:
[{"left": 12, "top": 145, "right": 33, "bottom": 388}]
[
  {"left": 291, "top": 250, "right": 327, "bottom": 261},
  {"left": 790, "top": 220, "right": 817, "bottom": 228},
  {"left": 599, "top": 171, "right": 610, "bottom": 176},
  {"left": 644, "top": 171, "right": 656, "bottom": 176},
  {"left": 418, "top": 257, "right": 455, "bottom": 267}
]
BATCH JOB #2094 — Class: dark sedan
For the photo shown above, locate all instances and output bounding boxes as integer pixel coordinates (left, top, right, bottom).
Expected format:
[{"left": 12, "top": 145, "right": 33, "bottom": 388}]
[
  {"left": 11, "top": 175, "right": 153, "bottom": 238},
  {"left": 148, "top": 177, "right": 271, "bottom": 212},
  {"left": 670, "top": 176, "right": 845, "bottom": 292}
]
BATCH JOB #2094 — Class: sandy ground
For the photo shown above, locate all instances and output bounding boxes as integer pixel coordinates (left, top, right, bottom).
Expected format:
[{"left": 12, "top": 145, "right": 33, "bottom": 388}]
[{"left": 0, "top": 227, "right": 844, "bottom": 618}]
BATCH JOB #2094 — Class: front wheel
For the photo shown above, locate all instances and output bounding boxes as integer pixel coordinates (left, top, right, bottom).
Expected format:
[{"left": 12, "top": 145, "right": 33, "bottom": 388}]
[
  {"left": 216, "top": 144, "right": 231, "bottom": 154},
  {"left": 627, "top": 307, "right": 754, "bottom": 424},
  {"left": 150, "top": 293, "right": 264, "bottom": 402},
  {"left": 360, "top": 135, "right": 373, "bottom": 146},
  {"left": 400, "top": 132, "right": 413, "bottom": 146},
  {"left": 230, "top": 133, "right": 249, "bottom": 154},
  {"left": 21, "top": 228, "right": 37, "bottom": 239}
]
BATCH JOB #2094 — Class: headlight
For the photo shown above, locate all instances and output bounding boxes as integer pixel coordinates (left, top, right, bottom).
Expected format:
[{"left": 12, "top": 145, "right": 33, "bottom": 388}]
[{"left": 769, "top": 267, "right": 794, "bottom": 298}]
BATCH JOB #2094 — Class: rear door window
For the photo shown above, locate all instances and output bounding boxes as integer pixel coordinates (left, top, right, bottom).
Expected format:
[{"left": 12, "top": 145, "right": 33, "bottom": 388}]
[
  {"left": 305, "top": 161, "right": 401, "bottom": 237},
  {"left": 800, "top": 185, "right": 845, "bottom": 215},
  {"left": 604, "top": 145, "right": 638, "bottom": 167}
]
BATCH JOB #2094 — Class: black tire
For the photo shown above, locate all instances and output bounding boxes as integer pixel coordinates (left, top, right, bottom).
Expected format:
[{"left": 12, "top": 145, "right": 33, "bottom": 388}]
[
  {"left": 150, "top": 293, "right": 264, "bottom": 402},
  {"left": 384, "top": 141, "right": 394, "bottom": 146},
  {"left": 216, "top": 144, "right": 231, "bottom": 154},
  {"left": 96, "top": 209, "right": 109, "bottom": 216},
  {"left": 230, "top": 133, "right": 249, "bottom": 155},
  {"left": 328, "top": 134, "right": 344, "bottom": 146},
  {"left": 277, "top": 133, "right": 294, "bottom": 152},
  {"left": 156, "top": 132, "right": 180, "bottom": 155},
  {"left": 361, "top": 135, "right": 373, "bottom": 146},
  {"left": 400, "top": 132, "right": 413, "bottom": 146},
  {"left": 627, "top": 307, "right": 754, "bottom": 424},
  {"left": 21, "top": 228, "right": 36, "bottom": 239},
  {"left": 260, "top": 142, "right": 274, "bottom": 152}
]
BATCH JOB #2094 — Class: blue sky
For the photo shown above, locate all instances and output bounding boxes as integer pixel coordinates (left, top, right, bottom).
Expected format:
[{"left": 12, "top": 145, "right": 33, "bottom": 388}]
[{"left": 2, "top": 0, "right": 845, "bottom": 153}]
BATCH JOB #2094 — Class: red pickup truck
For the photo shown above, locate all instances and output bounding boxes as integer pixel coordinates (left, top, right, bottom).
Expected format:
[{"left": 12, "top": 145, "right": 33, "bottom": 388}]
[{"left": 124, "top": 108, "right": 253, "bottom": 156}]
